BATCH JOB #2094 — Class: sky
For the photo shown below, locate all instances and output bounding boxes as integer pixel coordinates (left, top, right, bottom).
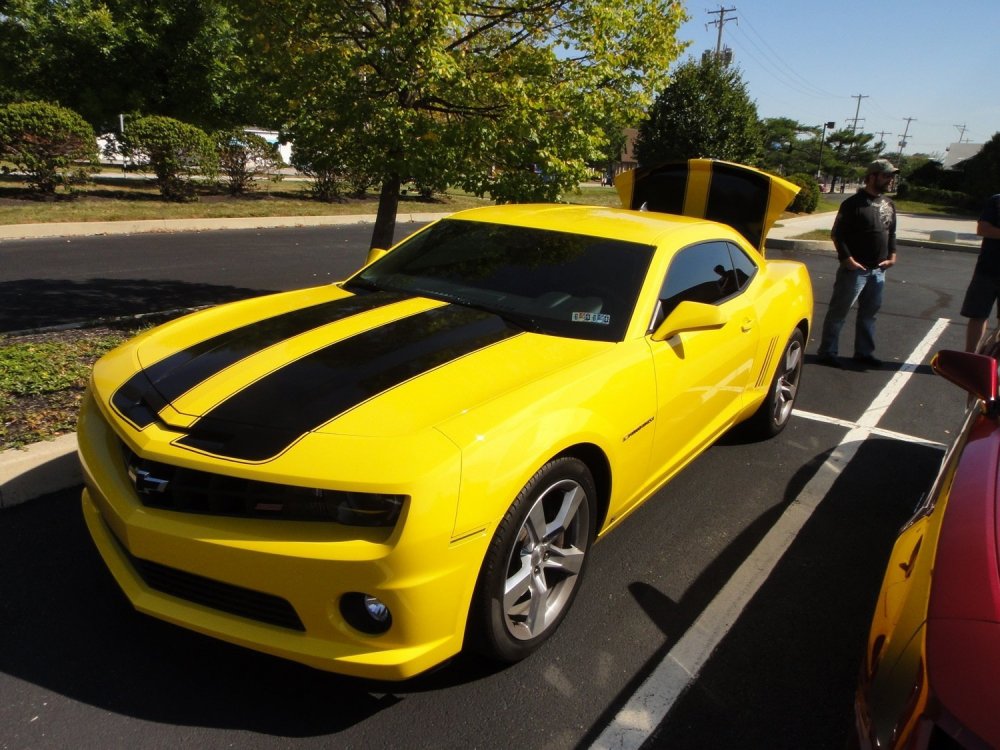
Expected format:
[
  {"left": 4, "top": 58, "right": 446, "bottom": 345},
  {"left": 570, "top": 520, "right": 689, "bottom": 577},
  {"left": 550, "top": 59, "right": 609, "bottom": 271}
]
[{"left": 674, "top": 0, "right": 999, "bottom": 159}]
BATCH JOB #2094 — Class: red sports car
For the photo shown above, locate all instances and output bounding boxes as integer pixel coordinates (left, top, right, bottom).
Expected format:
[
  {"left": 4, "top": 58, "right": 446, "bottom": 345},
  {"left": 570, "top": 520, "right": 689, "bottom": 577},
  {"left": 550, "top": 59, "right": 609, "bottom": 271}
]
[{"left": 854, "top": 345, "right": 1000, "bottom": 749}]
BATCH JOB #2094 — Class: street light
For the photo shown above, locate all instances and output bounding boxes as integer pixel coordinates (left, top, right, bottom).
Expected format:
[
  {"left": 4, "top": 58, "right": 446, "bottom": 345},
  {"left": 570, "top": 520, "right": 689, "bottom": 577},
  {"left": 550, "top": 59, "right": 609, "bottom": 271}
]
[{"left": 816, "top": 121, "right": 835, "bottom": 188}]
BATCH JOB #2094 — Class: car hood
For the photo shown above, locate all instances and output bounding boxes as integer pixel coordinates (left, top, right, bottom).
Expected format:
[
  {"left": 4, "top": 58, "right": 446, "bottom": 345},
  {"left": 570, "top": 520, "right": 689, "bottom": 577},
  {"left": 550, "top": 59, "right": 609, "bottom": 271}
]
[
  {"left": 614, "top": 159, "right": 800, "bottom": 252},
  {"left": 98, "top": 285, "right": 608, "bottom": 463}
]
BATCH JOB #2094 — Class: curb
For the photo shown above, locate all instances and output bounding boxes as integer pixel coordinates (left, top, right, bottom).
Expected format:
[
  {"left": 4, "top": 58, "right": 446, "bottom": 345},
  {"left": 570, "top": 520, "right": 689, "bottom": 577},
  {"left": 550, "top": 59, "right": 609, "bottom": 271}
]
[{"left": 0, "top": 433, "right": 80, "bottom": 509}]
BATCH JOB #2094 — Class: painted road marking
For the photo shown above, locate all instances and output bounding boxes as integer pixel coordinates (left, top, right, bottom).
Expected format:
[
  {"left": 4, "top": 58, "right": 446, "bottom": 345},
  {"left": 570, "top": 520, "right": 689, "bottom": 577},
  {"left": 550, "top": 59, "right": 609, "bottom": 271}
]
[{"left": 591, "top": 317, "right": 952, "bottom": 750}]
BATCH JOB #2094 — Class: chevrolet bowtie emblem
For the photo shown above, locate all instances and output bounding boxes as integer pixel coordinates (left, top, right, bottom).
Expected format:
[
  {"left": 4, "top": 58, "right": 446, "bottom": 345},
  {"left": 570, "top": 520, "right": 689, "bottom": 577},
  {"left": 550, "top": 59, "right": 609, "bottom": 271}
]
[{"left": 128, "top": 465, "right": 170, "bottom": 495}]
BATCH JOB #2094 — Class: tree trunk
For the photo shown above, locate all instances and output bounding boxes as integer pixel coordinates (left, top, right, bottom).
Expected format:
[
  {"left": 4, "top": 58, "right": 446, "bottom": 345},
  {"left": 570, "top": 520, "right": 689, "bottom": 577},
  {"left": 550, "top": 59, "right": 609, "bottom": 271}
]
[{"left": 370, "top": 174, "right": 402, "bottom": 251}]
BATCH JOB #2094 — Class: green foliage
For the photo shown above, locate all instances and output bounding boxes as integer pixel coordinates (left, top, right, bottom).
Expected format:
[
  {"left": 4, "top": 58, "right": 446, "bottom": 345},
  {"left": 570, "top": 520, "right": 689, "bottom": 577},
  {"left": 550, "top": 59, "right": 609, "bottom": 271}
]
[
  {"left": 114, "top": 115, "right": 218, "bottom": 201},
  {"left": 0, "top": 100, "right": 97, "bottom": 194},
  {"left": 760, "top": 118, "right": 819, "bottom": 177},
  {"left": 906, "top": 159, "right": 964, "bottom": 192},
  {"left": 0, "top": 332, "right": 132, "bottom": 449},
  {"left": 636, "top": 57, "right": 763, "bottom": 166},
  {"left": 214, "top": 128, "right": 282, "bottom": 195},
  {"left": 0, "top": 1, "right": 255, "bottom": 131},
  {"left": 894, "top": 183, "right": 970, "bottom": 208},
  {"left": 819, "top": 129, "right": 880, "bottom": 189},
  {"left": 961, "top": 132, "right": 1000, "bottom": 204},
  {"left": 786, "top": 173, "right": 819, "bottom": 213},
  {"left": 233, "top": 0, "right": 689, "bottom": 246}
]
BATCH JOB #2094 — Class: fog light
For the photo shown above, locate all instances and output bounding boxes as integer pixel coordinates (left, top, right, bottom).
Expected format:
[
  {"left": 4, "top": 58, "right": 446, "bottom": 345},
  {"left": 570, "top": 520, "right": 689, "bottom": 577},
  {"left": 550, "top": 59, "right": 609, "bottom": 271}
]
[
  {"left": 364, "top": 595, "right": 390, "bottom": 623},
  {"left": 340, "top": 592, "right": 393, "bottom": 635}
]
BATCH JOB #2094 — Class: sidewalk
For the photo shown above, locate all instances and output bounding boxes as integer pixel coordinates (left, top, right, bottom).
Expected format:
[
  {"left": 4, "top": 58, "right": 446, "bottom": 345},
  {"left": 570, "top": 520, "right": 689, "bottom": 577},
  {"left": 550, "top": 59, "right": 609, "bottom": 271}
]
[
  {"left": 0, "top": 209, "right": 983, "bottom": 509},
  {"left": 767, "top": 211, "right": 980, "bottom": 254}
]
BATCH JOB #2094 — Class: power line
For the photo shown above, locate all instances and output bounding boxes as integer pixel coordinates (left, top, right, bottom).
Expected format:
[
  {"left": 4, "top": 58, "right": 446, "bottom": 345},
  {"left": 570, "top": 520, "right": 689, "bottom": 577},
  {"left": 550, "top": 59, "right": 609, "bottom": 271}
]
[{"left": 734, "top": 10, "right": 843, "bottom": 99}]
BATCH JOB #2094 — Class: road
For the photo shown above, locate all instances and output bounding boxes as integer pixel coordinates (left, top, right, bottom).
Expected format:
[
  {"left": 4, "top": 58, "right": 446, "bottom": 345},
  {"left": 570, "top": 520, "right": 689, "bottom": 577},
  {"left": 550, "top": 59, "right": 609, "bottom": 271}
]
[
  {"left": 0, "top": 226, "right": 977, "bottom": 748},
  {"left": 0, "top": 223, "right": 426, "bottom": 332}
]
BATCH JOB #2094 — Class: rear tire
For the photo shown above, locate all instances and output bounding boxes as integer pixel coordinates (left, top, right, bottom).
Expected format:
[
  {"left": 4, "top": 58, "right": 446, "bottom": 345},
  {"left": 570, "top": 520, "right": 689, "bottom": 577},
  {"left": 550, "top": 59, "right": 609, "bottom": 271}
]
[
  {"left": 467, "top": 457, "right": 596, "bottom": 663},
  {"left": 745, "top": 328, "right": 804, "bottom": 438}
]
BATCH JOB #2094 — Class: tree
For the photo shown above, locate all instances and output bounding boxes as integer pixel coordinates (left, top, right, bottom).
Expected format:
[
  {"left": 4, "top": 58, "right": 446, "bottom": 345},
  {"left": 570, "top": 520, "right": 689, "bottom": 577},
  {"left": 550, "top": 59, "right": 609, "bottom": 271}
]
[
  {"left": 113, "top": 115, "right": 218, "bottom": 201},
  {"left": 231, "top": 0, "right": 689, "bottom": 249},
  {"left": 960, "top": 132, "right": 1000, "bottom": 204},
  {"left": 760, "top": 117, "right": 815, "bottom": 176},
  {"left": 214, "top": 128, "right": 282, "bottom": 195},
  {"left": 635, "top": 57, "right": 763, "bottom": 167},
  {"left": 0, "top": 1, "right": 255, "bottom": 131},
  {"left": 0, "top": 100, "right": 98, "bottom": 194}
]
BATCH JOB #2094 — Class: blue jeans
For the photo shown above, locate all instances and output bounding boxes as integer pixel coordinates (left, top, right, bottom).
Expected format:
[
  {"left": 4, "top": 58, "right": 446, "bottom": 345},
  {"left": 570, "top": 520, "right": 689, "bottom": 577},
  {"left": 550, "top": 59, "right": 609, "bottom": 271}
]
[{"left": 818, "top": 267, "right": 885, "bottom": 358}]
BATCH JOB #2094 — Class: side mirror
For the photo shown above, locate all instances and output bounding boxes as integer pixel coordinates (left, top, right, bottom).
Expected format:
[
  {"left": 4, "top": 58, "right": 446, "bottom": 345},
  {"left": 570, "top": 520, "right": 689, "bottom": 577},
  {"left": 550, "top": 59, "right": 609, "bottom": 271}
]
[
  {"left": 651, "top": 300, "right": 726, "bottom": 342},
  {"left": 365, "top": 247, "right": 388, "bottom": 266},
  {"left": 931, "top": 349, "right": 999, "bottom": 404}
]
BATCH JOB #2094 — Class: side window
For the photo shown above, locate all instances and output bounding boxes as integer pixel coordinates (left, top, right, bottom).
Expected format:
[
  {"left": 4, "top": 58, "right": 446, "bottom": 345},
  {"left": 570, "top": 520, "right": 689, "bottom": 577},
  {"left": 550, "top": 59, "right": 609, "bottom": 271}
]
[
  {"left": 726, "top": 242, "right": 759, "bottom": 291},
  {"left": 656, "top": 242, "right": 735, "bottom": 325}
]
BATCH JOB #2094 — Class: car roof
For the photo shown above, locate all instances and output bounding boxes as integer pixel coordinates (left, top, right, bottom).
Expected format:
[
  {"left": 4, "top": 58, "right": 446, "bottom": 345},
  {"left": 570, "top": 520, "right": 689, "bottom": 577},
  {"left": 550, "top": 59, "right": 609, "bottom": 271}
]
[{"left": 444, "top": 204, "right": 726, "bottom": 248}]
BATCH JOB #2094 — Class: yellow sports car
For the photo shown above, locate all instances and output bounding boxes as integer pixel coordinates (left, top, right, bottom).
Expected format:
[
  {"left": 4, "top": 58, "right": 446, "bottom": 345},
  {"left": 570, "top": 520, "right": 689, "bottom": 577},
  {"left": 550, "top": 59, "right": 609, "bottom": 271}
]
[{"left": 78, "top": 160, "right": 812, "bottom": 680}]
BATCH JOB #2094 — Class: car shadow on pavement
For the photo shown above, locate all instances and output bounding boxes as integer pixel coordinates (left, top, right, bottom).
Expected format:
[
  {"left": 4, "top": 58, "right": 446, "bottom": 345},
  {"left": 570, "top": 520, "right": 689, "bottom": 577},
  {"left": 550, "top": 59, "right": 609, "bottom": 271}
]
[
  {"left": 1, "top": 278, "right": 270, "bottom": 332},
  {"left": 804, "top": 352, "right": 935, "bottom": 376},
  {"left": 0, "top": 489, "right": 452, "bottom": 737},
  {"left": 577, "top": 436, "right": 943, "bottom": 750}
]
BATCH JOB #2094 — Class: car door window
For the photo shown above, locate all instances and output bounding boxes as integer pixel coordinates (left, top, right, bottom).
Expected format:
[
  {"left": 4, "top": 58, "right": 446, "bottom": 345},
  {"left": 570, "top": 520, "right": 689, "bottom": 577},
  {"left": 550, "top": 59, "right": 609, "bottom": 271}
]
[
  {"left": 726, "top": 242, "right": 758, "bottom": 292},
  {"left": 652, "top": 241, "right": 738, "bottom": 329}
]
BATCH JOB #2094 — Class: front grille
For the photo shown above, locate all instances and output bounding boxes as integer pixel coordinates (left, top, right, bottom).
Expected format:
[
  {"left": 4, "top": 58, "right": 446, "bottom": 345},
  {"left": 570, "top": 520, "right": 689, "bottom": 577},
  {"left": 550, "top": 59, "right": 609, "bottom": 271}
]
[
  {"left": 120, "top": 445, "right": 403, "bottom": 526},
  {"left": 108, "top": 528, "right": 305, "bottom": 631},
  {"left": 123, "top": 445, "right": 309, "bottom": 517}
]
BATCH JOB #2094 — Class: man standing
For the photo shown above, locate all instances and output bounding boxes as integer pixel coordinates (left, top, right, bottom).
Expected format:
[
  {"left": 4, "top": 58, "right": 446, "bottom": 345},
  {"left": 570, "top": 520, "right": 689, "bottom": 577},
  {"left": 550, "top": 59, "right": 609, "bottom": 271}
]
[
  {"left": 817, "top": 158, "right": 898, "bottom": 368},
  {"left": 960, "top": 193, "right": 1000, "bottom": 351}
]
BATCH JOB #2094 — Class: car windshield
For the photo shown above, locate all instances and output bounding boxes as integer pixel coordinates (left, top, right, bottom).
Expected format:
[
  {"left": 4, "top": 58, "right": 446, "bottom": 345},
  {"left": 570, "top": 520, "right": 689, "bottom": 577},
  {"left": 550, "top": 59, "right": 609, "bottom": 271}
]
[{"left": 345, "top": 219, "right": 655, "bottom": 342}]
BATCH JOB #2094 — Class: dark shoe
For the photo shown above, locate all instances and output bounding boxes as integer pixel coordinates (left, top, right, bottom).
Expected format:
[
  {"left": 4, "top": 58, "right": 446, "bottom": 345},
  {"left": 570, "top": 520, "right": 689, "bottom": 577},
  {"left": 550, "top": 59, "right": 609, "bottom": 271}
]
[
  {"left": 817, "top": 354, "right": 844, "bottom": 369},
  {"left": 853, "top": 354, "right": 882, "bottom": 367}
]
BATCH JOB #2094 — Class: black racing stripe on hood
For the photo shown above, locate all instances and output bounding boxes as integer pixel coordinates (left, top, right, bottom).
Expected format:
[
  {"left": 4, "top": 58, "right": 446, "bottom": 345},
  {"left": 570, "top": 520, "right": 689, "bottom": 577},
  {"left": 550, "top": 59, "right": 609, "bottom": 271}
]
[
  {"left": 174, "top": 304, "right": 521, "bottom": 462},
  {"left": 111, "top": 291, "right": 406, "bottom": 430}
]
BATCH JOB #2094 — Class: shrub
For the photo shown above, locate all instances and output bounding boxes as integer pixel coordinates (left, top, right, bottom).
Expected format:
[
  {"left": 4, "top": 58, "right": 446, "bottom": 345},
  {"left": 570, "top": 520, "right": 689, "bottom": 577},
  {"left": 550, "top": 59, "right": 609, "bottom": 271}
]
[
  {"left": 960, "top": 132, "right": 1000, "bottom": 205},
  {"left": 894, "top": 183, "right": 970, "bottom": 208},
  {"left": 214, "top": 128, "right": 283, "bottom": 195},
  {"left": 0, "top": 101, "right": 98, "bottom": 195},
  {"left": 786, "top": 173, "right": 819, "bottom": 213},
  {"left": 113, "top": 115, "right": 218, "bottom": 201}
]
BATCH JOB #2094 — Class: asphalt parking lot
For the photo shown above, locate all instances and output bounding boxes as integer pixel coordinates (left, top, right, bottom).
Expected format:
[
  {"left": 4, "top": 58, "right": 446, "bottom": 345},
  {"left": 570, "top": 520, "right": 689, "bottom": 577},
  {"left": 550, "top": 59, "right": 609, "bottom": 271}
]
[{"left": 0, "top": 225, "right": 983, "bottom": 748}]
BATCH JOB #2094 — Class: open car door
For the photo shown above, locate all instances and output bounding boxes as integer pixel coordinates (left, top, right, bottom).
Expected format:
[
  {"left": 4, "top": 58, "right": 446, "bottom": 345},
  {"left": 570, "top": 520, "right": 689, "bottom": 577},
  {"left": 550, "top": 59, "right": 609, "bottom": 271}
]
[{"left": 614, "top": 159, "right": 800, "bottom": 254}]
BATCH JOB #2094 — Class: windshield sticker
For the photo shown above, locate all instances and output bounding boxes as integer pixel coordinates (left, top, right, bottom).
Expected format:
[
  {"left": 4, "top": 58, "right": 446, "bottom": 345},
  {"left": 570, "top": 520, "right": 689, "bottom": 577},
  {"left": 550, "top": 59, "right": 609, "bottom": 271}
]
[{"left": 572, "top": 312, "right": 611, "bottom": 325}]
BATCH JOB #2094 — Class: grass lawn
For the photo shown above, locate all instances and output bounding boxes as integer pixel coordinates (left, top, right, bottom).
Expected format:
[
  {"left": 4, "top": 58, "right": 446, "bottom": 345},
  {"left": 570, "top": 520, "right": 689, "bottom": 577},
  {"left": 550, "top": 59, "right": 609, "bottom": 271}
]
[{"left": 0, "top": 173, "right": 624, "bottom": 225}]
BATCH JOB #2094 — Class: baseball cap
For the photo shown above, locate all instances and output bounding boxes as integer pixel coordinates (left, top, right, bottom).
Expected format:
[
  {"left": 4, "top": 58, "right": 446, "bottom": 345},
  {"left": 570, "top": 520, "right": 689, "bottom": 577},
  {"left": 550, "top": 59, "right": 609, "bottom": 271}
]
[{"left": 867, "top": 158, "right": 899, "bottom": 175}]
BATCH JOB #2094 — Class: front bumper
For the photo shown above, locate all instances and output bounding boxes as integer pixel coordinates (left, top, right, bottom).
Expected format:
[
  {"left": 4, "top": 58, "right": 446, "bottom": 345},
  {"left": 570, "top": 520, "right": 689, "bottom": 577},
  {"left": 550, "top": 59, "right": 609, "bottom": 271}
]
[{"left": 78, "top": 392, "right": 487, "bottom": 681}]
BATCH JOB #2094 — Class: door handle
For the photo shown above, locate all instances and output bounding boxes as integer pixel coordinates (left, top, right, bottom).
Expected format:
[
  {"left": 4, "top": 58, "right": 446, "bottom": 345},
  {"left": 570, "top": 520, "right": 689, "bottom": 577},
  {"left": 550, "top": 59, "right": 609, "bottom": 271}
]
[{"left": 741, "top": 319, "right": 754, "bottom": 333}]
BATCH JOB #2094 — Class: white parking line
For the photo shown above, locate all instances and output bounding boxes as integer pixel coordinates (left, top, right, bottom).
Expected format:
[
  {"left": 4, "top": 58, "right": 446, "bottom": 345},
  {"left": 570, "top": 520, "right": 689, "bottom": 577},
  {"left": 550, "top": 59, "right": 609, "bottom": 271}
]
[
  {"left": 792, "top": 409, "right": 947, "bottom": 449},
  {"left": 590, "top": 317, "right": 952, "bottom": 750}
]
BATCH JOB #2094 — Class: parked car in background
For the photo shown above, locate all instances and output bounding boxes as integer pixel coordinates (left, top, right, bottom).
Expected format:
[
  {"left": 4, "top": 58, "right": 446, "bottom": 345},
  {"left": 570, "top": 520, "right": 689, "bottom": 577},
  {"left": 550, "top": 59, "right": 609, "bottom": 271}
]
[
  {"left": 854, "top": 344, "right": 1000, "bottom": 749},
  {"left": 77, "top": 160, "right": 810, "bottom": 680}
]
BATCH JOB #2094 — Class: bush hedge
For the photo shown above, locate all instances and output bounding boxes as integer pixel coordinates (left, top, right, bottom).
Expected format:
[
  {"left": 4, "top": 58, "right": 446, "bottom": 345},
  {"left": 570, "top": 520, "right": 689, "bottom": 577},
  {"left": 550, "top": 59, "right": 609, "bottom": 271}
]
[
  {"left": 786, "top": 173, "right": 819, "bottom": 213},
  {"left": 0, "top": 100, "right": 98, "bottom": 195},
  {"left": 114, "top": 115, "right": 218, "bottom": 201}
]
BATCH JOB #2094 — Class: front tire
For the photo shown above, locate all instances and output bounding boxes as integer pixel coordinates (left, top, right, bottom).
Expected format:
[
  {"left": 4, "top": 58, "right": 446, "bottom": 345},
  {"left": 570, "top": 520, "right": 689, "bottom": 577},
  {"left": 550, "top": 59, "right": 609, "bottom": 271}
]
[
  {"left": 467, "top": 457, "right": 597, "bottom": 663},
  {"left": 745, "top": 328, "right": 804, "bottom": 438}
]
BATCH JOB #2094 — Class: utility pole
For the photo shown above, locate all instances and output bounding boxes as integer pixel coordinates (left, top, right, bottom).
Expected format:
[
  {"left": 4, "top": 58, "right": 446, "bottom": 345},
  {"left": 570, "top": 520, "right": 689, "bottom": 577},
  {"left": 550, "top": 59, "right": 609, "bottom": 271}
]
[
  {"left": 897, "top": 117, "right": 916, "bottom": 168},
  {"left": 706, "top": 6, "right": 738, "bottom": 64},
  {"left": 846, "top": 95, "right": 868, "bottom": 135},
  {"left": 874, "top": 130, "right": 891, "bottom": 153}
]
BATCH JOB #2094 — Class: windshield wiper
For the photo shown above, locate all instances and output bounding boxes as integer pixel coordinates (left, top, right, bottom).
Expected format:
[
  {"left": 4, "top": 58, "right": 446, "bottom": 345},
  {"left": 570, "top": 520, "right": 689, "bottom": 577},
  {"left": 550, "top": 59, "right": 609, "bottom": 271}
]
[
  {"left": 343, "top": 276, "right": 383, "bottom": 294},
  {"left": 415, "top": 289, "right": 543, "bottom": 334}
]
